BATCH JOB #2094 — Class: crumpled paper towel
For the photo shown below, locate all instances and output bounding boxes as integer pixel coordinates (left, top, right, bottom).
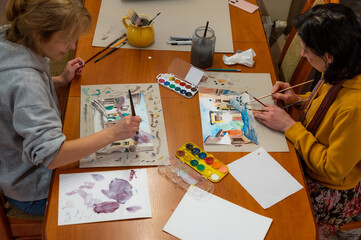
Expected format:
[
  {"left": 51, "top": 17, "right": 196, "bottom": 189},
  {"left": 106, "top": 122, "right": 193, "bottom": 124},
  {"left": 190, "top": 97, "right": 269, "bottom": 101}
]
[{"left": 223, "top": 48, "right": 256, "bottom": 67}]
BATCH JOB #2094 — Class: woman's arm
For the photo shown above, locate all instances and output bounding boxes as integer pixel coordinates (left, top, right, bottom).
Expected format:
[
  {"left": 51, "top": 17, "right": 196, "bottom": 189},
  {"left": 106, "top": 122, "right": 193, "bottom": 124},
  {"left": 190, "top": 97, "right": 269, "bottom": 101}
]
[{"left": 48, "top": 115, "right": 141, "bottom": 169}]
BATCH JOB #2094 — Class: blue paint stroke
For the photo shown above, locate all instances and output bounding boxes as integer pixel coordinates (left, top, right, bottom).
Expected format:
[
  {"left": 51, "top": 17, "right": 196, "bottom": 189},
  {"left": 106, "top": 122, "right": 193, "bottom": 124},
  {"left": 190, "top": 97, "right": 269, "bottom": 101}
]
[
  {"left": 81, "top": 88, "right": 101, "bottom": 96},
  {"left": 81, "top": 88, "right": 89, "bottom": 96},
  {"left": 240, "top": 104, "right": 259, "bottom": 144}
]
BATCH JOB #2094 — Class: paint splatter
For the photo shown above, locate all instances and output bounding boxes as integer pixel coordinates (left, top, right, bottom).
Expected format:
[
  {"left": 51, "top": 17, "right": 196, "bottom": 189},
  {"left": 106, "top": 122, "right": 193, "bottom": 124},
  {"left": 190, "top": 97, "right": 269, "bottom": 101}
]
[
  {"left": 81, "top": 88, "right": 89, "bottom": 96},
  {"left": 101, "top": 178, "right": 133, "bottom": 204},
  {"left": 129, "top": 170, "right": 137, "bottom": 181},
  {"left": 83, "top": 103, "right": 88, "bottom": 122},
  {"left": 126, "top": 206, "right": 142, "bottom": 213},
  {"left": 79, "top": 181, "right": 95, "bottom": 189},
  {"left": 155, "top": 131, "right": 161, "bottom": 154},
  {"left": 93, "top": 201, "right": 120, "bottom": 213},
  {"left": 66, "top": 189, "right": 101, "bottom": 209},
  {"left": 91, "top": 174, "right": 105, "bottom": 181},
  {"left": 240, "top": 104, "right": 259, "bottom": 144},
  {"left": 132, "top": 131, "right": 152, "bottom": 144}
]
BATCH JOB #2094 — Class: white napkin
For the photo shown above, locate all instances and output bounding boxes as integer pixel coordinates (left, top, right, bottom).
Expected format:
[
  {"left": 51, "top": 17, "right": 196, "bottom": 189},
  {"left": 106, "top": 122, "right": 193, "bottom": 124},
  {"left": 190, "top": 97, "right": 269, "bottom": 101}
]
[{"left": 223, "top": 48, "right": 256, "bottom": 67}]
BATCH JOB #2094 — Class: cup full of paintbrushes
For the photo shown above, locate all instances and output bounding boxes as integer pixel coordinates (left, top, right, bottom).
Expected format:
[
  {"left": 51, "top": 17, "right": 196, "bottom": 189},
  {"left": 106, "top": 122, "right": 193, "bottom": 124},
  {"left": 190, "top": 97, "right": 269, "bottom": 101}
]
[{"left": 122, "top": 8, "right": 155, "bottom": 48}]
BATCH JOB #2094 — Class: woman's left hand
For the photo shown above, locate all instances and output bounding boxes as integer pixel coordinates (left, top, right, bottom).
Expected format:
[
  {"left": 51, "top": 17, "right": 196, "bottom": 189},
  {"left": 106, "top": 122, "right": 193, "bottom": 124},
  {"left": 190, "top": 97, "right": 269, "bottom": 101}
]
[
  {"left": 253, "top": 105, "right": 296, "bottom": 132},
  {"left": 54, "top": 58, "right": 85, "bottom": 87}
]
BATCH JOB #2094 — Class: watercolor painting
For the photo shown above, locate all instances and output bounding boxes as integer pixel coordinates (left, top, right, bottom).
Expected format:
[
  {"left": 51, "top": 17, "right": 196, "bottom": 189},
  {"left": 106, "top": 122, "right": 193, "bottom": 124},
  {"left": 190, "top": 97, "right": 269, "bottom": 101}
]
[
  {"left": 198, "top": 87, "right": 259, "bottom": 147},
  {"left": 80, "top": 84, "right": 169, "bottom": 168},
  {"left": 92, "top": 92, "right": 154, "bottom": 154},
  {"left": 58, "top": 169, "right": 152, "bottom": 226},
  {"left": 197, "top": 72, "right": 289, "bottom": 152}
]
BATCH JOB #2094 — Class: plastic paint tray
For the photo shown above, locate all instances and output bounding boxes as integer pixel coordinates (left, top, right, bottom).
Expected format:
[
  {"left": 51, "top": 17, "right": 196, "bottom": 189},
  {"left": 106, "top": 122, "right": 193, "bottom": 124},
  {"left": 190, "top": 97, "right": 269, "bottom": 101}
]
[
  {"left": 156, "top": 58, "right": 206, "bottom": 98},
  {"left": 176, "top": 142, "right": 229, "bottom": 182},
  {"left": 158, "top": 158, "right": 214, "bottom": 200}
]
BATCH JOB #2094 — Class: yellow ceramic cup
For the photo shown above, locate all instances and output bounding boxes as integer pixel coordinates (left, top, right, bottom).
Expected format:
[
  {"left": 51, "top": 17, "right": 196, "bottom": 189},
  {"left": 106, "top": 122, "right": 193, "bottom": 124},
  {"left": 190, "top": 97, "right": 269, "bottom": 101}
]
[{"left": 122, "top": 14, "right": 155, "bottom": 48}]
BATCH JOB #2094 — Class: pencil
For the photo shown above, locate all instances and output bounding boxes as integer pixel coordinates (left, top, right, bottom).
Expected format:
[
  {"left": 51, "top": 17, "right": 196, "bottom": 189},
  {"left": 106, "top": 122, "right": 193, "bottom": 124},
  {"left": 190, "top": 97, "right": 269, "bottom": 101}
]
[
  {"left": 281, "top": 99, "right": 308, "bottom": 109},
  {"left": 85, "top": 33, "right": 126, "bottom": 64},
  {"left": 94, "top": 42, "right": 126, "bottom": 63},
  {"left": 255, "top": 79, "right": 314, "bottom": 101},
  {"left": 112, "top": 37, "right": 127, "bottom": 48},
  {"left": 207, "top": 68, "right": 242, "bottom": 72}
]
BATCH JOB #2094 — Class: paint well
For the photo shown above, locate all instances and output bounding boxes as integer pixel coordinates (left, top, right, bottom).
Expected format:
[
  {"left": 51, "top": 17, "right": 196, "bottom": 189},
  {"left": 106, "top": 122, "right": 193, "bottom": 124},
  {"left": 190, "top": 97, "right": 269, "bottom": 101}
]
[
  {"left": 210, "top": 174, "right": 220, "bottom": 181},
  {"left": 212, "top": 161, "right": 221, "bottom": 169},
  {"left": 190, "top": 160, "right": 198, "bottom": 166},
  {"left": 219, "top": 165, "right": 228, "bottom": 173}
]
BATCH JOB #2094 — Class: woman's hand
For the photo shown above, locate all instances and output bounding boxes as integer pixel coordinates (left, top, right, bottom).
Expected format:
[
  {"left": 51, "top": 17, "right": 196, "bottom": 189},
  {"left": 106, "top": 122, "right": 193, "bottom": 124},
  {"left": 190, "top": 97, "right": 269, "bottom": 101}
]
[
  {"left": 53, "top": 58, "right": 85, "bottom": 87},
  {"left": 253, "top": 105, "right": 296, "bottom": 132},
  {"left": 109, "top": 115, "right": 142, "bottom": 141},
  {"left": 272, "top": 81, "right": 302, "bottom": 105}
]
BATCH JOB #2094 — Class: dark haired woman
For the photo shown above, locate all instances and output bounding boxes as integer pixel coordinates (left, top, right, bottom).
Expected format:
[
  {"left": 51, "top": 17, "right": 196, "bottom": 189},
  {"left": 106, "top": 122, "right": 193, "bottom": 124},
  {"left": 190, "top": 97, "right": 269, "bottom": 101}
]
[{"left": 253, "top": 4, "right": 361, "bottom": 239}]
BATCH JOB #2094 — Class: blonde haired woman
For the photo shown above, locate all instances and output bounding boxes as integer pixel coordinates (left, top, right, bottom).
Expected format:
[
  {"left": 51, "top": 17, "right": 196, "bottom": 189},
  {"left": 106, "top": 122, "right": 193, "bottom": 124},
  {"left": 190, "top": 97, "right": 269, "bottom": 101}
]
[{"left": 0, "top": 0, "right": 141, "bottom": 216}]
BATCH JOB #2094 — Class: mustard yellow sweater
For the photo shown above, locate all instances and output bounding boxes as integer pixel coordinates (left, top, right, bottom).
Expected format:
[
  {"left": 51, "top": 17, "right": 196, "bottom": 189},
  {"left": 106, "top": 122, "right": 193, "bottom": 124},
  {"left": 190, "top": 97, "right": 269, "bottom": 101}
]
[{"left": 285, "top": 74, "right": 361, "bottom": 190}]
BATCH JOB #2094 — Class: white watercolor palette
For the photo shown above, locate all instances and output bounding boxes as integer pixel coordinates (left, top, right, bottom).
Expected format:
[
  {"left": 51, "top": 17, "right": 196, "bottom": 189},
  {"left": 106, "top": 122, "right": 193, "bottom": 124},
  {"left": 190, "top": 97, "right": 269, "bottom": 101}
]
[{"left": 58, "top": 169, "right": 151, "bottom": 225}]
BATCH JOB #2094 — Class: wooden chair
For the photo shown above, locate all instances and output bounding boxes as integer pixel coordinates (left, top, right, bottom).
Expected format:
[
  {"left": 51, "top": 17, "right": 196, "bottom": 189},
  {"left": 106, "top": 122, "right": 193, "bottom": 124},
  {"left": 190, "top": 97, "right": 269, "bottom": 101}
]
[
  {"left": 278, "top": 0, "right": 338, "bottom": 120},
  {"left": 278, "top": 0, "right": 339, "bottom": 94},
  {"left": 0, "top": 194, "right": 43, "bottom": 240},
  {"left": 340, "top": 219, "right": 361, "bottom": 239}
]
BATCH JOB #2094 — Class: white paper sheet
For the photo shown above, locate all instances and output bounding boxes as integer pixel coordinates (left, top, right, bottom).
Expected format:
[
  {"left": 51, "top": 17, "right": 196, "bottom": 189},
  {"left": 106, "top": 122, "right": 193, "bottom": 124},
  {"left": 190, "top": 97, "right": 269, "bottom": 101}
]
[
  {"left": 228, "top": 147, "right": 303, "bottom": 209},
  {"left": 163, "top": 186, "right": 273, "bottom": 240},
  {"left": 58, "top": 169, "right": 152, "bottom": 225},
  {"left": 92, "top": 0, "right": 233, "bottom": 52}
]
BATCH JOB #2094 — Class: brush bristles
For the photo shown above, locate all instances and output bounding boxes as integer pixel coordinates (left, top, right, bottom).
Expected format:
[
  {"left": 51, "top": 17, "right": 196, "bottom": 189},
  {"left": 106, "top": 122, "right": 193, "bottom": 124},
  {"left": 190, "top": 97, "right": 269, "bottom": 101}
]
[{"left": 127, "top": 8, "right": 139, "bottom": 25}]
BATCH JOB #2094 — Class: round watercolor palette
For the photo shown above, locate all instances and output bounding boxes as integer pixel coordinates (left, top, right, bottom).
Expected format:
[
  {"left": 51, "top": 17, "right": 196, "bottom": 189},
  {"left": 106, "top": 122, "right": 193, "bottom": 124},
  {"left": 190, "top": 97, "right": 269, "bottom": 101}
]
[
  {"left": 156, "top": 73, "right": 198, "bottom": 98},
  {"left": 175, "top": 142, "right": 229, "bottom": 182}
]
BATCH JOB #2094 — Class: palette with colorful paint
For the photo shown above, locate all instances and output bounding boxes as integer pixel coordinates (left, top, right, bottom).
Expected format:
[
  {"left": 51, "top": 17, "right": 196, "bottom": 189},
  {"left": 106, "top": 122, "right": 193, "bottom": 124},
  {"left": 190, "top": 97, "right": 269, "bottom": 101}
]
[
  {"left": 156, "top": 73, "right": 198, "bottom": 98},
  {"left": 175, "top": 142, "right": 229, "bottom": 182}
]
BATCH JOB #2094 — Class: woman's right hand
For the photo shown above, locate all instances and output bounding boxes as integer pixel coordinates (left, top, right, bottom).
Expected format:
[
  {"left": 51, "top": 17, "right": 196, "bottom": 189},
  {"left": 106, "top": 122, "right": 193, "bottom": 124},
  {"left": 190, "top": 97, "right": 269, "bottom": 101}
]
[
  {"left": 109, "top": 115, "right": 142, "bottom": 141},
  {"left": 271, "top": 81, "right": 302, "bottom": 105}
]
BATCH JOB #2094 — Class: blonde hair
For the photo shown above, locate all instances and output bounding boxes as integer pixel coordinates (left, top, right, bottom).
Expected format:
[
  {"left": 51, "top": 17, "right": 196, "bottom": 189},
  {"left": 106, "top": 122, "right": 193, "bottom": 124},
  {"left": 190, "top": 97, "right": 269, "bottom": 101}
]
[{"left": 5, "top": 0, "right": 92, "bottom": 54}]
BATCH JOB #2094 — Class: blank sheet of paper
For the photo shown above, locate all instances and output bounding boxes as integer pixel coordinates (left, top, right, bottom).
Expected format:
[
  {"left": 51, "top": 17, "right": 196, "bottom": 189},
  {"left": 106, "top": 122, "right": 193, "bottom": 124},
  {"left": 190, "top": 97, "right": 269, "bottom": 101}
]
[
  {"left": 228, "top": 147, "right": 303, "bottom": 209},
  {"left": 163, "top": 187, "right": 272, "bottom": 240},
  {"left": 92, "top": 0, "right": 233, "bottom": 52}
]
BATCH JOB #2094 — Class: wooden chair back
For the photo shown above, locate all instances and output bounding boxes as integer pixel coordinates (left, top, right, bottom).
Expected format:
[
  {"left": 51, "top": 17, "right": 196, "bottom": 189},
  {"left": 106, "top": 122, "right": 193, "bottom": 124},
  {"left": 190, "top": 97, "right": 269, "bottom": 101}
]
[
  {"left": 0, "top": 194, "right": 43, "bottom": 240},
  {"left": 279, "top": 0, "right": 339, "bottom": 94}
]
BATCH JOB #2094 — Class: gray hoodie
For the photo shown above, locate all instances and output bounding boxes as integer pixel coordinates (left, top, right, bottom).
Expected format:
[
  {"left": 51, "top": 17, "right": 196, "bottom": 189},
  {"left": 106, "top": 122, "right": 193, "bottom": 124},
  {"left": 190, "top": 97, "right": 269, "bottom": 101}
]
[{"left": 0, "top": 25, "right": 65, "bottom": 201}]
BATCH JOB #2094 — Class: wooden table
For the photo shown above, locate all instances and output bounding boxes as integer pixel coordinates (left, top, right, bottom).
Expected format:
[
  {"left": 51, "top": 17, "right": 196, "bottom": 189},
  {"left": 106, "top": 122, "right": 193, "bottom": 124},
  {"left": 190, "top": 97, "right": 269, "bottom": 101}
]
[{"left": 44, "top": 0, "right": 317, "bottom": 239}]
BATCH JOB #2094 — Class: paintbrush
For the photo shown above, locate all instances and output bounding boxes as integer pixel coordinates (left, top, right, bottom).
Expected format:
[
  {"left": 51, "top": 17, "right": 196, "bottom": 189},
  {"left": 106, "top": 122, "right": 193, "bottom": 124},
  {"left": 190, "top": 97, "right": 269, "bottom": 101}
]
[
  {"left": 127, "top": 8, "right": 140, "bottom": 26},
  {"left": 281, "top": 99, "right": 308, "bottom": 109},
  {"left": 147, "top": 12, "right": 161, "bottom": 26},
  {"left": 247, "top": 92, "right": 267, "bottom": 107},
  {"left": 128, "top": 89, "right": 139, "bottom": 134},
  {"left": 85, "top": 33, "right": 126, "bottom": 64},
  {"left": 253, "top": 79, "right": 315, "bottom": 102},
  {"left": 94, "top": 42, "right": 126, "bottom": 63},
  {"left": 248, "top": 99, "right": 308, "bottom": 111}
]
